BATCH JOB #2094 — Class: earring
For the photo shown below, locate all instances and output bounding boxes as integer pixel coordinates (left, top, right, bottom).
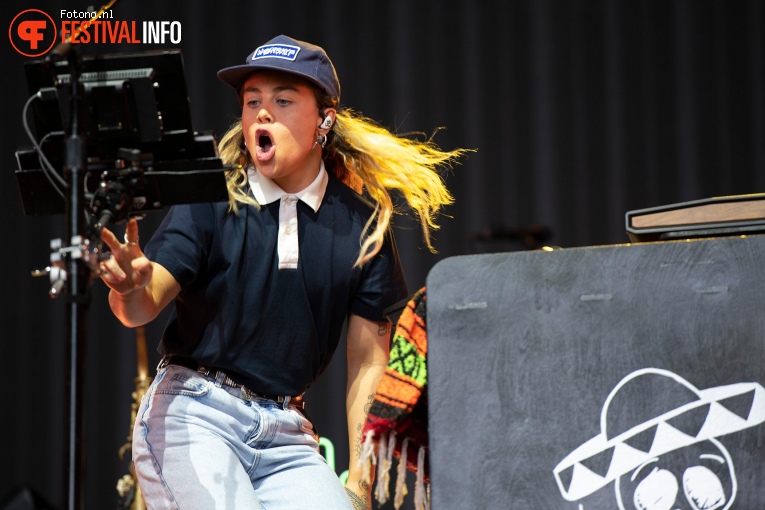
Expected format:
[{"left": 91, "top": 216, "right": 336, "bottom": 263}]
[{"left": 312, "top": 132, "right": 328, "bottom": 151}]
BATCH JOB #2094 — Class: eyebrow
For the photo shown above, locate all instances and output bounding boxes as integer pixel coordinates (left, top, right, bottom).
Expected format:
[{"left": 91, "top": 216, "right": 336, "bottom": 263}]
[{"left": 242, "top": 84, "right": 300, "bottom": 95}]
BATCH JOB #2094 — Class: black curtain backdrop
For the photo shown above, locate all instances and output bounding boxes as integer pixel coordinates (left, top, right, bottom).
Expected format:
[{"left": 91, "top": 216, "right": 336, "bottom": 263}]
[{"left": 2, "top": 1, "right": 764, "bottom": 508}]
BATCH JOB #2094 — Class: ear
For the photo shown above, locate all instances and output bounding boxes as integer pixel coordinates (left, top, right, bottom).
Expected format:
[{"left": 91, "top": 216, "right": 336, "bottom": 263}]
[{"left": 318, "top": 108, "right": 337, "bottom": 132}]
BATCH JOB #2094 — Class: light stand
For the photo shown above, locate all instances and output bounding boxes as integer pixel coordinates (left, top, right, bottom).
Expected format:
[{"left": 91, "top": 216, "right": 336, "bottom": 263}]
[{"left": 61, "top": 46, "right": 88, "bottom": 510}]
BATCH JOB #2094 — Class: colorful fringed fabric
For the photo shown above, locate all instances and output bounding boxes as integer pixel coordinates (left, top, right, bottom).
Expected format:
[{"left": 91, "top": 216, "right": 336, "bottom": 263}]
[{"left": 361, "top": 287, "right": 430, "bottom": 510}]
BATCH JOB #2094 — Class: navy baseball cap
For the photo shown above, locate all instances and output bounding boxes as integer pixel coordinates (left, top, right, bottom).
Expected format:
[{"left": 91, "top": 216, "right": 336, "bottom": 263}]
[{"left": 217, "top": 35, "right": 340, "bottom": 101}]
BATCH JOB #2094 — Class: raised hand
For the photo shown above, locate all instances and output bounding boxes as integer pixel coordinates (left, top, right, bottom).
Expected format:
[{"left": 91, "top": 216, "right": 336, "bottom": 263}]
[{"left": 98, "top": 217, "right": 153, "bottom": 295}]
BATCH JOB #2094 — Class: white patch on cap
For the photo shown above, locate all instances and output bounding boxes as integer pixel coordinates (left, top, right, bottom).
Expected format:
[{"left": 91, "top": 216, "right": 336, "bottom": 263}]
[{"left": 252, "top": 44, "right": 301, "bottom": 61}]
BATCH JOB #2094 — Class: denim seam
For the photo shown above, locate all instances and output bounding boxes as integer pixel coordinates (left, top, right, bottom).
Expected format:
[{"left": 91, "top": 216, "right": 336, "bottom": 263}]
[{"left": 138, "top": 372, "right": 182, "bottom": 509}]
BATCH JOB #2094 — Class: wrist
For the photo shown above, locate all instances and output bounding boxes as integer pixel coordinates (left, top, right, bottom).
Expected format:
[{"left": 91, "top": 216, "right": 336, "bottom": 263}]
[
  {"left": 345, "top": 475, "right": 371, "bottom": 495},
  {"left": 344, "top": 486, "right": 368, "bottom": 510}
]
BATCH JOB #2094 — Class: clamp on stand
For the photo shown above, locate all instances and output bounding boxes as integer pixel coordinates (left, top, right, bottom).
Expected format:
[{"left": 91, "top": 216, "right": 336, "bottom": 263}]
[
  {"left": 32, "top": 235, "right": 110, "bottom": 298},
  {"left": 31, "top": 148, "right": 155, "bottom": 298}
]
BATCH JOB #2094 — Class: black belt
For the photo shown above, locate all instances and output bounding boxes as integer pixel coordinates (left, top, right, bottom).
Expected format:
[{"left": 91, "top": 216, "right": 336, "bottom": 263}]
[{"left": 159, "top": 356, "right": 305, "bottom": 409}]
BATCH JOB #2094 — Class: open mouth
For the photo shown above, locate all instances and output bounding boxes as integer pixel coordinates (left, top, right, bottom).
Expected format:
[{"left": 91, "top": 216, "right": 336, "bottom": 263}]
[
  {"left": 258, "top": 133, "right": 273, "bottom": 152},
  {"left": 254, "top": 130, "right": 274, "bottom": 160}
]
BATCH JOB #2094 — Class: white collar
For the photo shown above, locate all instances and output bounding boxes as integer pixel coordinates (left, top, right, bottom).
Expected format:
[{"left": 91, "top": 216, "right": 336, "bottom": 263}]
[{"left": 247, "top": 162, "right": 328, "bottom": 212}]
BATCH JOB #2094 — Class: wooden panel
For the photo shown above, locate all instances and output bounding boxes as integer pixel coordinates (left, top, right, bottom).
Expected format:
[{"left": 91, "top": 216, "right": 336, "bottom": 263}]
[
  {"left": 630, "top": 200, "right": 765, "bottom": 228},
  {"left": 625, "top": 194, "right": 765, "bottom": 242}
]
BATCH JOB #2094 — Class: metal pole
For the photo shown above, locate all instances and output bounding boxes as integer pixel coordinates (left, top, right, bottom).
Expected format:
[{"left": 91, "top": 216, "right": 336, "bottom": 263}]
[{"left": 63, "top": 48, "right": 88, "bottom": 510}]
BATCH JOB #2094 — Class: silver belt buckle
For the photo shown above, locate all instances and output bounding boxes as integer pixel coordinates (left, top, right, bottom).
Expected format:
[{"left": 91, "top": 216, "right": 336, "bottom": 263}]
[{"left": 240, "top": 386, "right": 258, "bottom": 401}]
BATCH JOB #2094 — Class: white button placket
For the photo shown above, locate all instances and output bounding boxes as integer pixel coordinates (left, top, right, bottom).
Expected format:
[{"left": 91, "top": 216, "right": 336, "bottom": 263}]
[{"left": 277, "top": 195, "right": 300, "bottom": 269}]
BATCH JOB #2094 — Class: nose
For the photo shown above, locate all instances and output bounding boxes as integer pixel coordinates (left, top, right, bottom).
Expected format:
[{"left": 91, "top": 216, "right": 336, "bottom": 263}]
[{"left": 257, "top": 108, "right": 273, "bottom": 123}]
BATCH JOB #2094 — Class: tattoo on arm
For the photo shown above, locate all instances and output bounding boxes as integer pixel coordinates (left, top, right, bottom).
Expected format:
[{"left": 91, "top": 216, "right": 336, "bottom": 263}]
[
  {"left": 345, "top": 487, "right": 367, "bottom": 510},
  {"left": 353, "top": 393, "right": 376, "bottom": 461},
  {"left": 377, "top": 322, "right": 389, "bottom": 336}
]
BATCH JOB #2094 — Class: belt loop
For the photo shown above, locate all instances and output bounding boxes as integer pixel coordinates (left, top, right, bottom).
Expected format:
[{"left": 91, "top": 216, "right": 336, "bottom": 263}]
[
  {"left": 282, "top": 396, "right": 291, "bottom": 410},
  {"left": 214, "top": 370, "right": 225, "bottom": 388}
]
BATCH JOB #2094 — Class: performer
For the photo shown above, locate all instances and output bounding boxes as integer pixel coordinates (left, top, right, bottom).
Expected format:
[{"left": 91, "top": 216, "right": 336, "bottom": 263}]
[{"left": 98, "top": 34, "right": 464, "bottom": 509}]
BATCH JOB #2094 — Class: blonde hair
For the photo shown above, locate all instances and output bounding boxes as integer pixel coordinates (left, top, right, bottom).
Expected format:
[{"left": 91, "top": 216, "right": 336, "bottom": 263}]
[{"left": 218, "top": 95, "right": 468, "bottom": 267}]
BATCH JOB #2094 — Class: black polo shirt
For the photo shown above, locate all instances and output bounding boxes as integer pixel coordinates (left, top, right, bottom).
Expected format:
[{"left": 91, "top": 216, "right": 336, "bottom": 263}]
[{"left": 144, "top": 174, "right": 408, "bottom": 396}]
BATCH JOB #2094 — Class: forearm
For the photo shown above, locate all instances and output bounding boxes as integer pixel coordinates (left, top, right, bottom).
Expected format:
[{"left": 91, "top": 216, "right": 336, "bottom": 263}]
[
  {"left": 105, "top": 260, "right": 179, "bottom": 328},
  {"left": 346, "top": 360, "right": 387, "bottom": 487},
  {"left": 99, "top": 219, "right": 179, "bottom": 327},
  {"left": 108, "top": 282, "right": 162, "bottom": 328},
  {"left": 344, "top": 314, "right": 391, "bottom": 502}
]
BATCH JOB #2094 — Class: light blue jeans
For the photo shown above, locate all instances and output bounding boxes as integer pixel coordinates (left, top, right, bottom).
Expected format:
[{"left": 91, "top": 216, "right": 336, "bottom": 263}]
[{"left": 132, "top": 364, "right": 353, "bottom": 509}]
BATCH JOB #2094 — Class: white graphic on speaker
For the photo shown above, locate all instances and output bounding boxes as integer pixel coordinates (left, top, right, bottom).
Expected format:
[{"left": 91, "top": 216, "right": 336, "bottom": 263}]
[{"left": 553, "top": 368, "right": 765, "bottom": 509}]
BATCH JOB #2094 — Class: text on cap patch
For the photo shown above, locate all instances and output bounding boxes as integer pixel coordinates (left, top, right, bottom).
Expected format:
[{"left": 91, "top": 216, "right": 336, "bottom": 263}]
[{"left": 252, "top": 44, "right": 301, "bottom": 61}]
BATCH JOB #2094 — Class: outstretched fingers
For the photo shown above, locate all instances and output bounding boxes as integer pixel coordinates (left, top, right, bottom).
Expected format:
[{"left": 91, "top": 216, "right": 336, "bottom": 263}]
[
  {"left": 124, "top": 218, "right": 140, "bottom": 246},
  {"left": 100, "top": 223, "right": 122, "bottom": 252},
  {"left": 97, "top": 218, "right": 149, "bottom": 292}
]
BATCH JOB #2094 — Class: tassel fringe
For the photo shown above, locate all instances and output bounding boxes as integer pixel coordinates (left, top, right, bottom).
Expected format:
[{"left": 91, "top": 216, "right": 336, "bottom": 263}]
[
  {"left": 368, "top": 433, "right": 429, "bottom": 510},
  {"left": 374, "top": 430, "right": 397, "bottom": 504},
  {"left": 360, "top": 430, "right": 377, "bottom": 486},
  {"left": 414, "top": 445, "right": 429, "bottom": 510},
  {"left": 394, "top": 437, "right": 410, "bottom": 509},
  {"left": 374, "top": 431, "right": 388, "bottom": 503}
]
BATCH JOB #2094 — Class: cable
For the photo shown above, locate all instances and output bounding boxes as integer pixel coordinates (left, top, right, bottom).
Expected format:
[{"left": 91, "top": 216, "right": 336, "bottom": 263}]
[
  {"left": 22, "top": 92, "right": 68, "bottom": 196},
  {"left": 36, "top": 132, "right": 67, "bottom": 200}
]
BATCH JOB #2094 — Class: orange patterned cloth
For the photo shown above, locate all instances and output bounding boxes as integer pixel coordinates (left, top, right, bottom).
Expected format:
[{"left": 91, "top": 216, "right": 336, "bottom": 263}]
[{"left": 361, "top": 287, "right": 429, "bottom": 509}]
